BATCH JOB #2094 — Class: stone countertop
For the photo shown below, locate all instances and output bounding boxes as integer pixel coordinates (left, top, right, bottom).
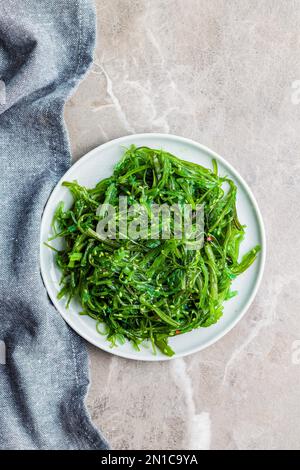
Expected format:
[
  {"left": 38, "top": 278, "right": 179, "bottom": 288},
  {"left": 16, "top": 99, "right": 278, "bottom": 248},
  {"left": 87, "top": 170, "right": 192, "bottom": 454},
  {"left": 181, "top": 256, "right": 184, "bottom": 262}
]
[{"left": 64, "top": 0, "right": 300, "bottom": 450}]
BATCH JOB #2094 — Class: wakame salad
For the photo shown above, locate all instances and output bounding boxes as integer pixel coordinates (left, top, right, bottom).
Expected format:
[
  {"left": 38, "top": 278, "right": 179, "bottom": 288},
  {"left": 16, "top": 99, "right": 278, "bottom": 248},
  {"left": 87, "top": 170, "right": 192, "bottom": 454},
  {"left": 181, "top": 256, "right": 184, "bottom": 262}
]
[{"left": 47, "top": 146, "right": 260, "bottom": 357}]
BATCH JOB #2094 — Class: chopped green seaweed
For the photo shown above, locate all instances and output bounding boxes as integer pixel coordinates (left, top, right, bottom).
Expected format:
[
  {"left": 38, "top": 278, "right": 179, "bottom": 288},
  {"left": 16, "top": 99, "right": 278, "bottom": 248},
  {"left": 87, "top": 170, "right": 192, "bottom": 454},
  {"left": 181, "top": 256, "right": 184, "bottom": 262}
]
[{"left": 47, "top": 146, "right": 260, "bottom": 356}]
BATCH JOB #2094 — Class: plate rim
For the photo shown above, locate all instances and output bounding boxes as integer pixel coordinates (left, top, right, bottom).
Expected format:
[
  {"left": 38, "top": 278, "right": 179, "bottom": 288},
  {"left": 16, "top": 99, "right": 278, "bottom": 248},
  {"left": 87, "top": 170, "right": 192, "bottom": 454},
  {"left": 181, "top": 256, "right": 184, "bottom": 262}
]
[{"left": 40, "top": 133, "right": 266, "bottom": 361}]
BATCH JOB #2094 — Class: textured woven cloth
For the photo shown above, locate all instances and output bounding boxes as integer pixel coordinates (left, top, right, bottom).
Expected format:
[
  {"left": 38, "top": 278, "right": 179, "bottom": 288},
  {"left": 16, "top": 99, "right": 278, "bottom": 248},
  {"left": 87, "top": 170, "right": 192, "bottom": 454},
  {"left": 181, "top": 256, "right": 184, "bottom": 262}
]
[{"left": 0, "top": 0, "right": 108, "bottom": 450}]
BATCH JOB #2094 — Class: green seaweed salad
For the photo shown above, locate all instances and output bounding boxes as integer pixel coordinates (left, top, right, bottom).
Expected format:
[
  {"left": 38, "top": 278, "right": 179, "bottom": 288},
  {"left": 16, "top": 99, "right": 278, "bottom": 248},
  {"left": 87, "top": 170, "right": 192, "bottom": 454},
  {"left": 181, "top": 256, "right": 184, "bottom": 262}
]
[{"left": 47, "top": 146, "right": 260, "bottom": 357}]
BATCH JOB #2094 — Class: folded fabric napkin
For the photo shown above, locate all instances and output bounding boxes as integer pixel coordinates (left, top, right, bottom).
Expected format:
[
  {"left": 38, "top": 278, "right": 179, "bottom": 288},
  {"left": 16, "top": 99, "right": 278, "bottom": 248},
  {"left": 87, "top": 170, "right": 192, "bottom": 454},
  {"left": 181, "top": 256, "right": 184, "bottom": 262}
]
[{"left": 0, "top": 0, "right": 108, "bottom": 449}]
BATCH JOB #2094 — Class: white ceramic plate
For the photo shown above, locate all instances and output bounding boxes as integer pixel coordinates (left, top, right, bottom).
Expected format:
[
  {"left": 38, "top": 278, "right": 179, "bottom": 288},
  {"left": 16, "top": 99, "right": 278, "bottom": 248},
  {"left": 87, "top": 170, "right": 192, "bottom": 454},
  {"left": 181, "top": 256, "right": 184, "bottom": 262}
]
[{"left": 40, "top": 133, "right": 266, "bottom": 361}]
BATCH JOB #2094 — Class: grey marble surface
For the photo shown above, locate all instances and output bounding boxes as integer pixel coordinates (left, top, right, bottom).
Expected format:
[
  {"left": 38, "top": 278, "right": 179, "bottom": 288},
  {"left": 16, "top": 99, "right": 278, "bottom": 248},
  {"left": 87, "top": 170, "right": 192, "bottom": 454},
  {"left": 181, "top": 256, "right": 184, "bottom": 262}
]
[{"left": 64, "top": 0, "right": 300, "bottom": 449}]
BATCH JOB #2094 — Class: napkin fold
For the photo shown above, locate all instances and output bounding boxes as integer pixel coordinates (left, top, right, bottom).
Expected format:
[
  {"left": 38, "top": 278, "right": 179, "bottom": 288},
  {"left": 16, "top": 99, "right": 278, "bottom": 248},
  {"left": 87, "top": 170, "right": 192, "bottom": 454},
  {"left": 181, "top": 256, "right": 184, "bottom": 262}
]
[{"left": 0, "top": 0, "right": 108, "bottom": 449}]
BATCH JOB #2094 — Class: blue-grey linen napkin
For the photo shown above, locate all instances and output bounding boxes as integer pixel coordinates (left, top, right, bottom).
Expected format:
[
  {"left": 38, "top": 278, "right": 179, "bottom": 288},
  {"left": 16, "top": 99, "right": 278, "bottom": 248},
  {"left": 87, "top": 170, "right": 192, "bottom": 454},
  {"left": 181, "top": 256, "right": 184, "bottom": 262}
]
[{"left": 0, "top": 0, "right": 108, "bottom": 450}]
